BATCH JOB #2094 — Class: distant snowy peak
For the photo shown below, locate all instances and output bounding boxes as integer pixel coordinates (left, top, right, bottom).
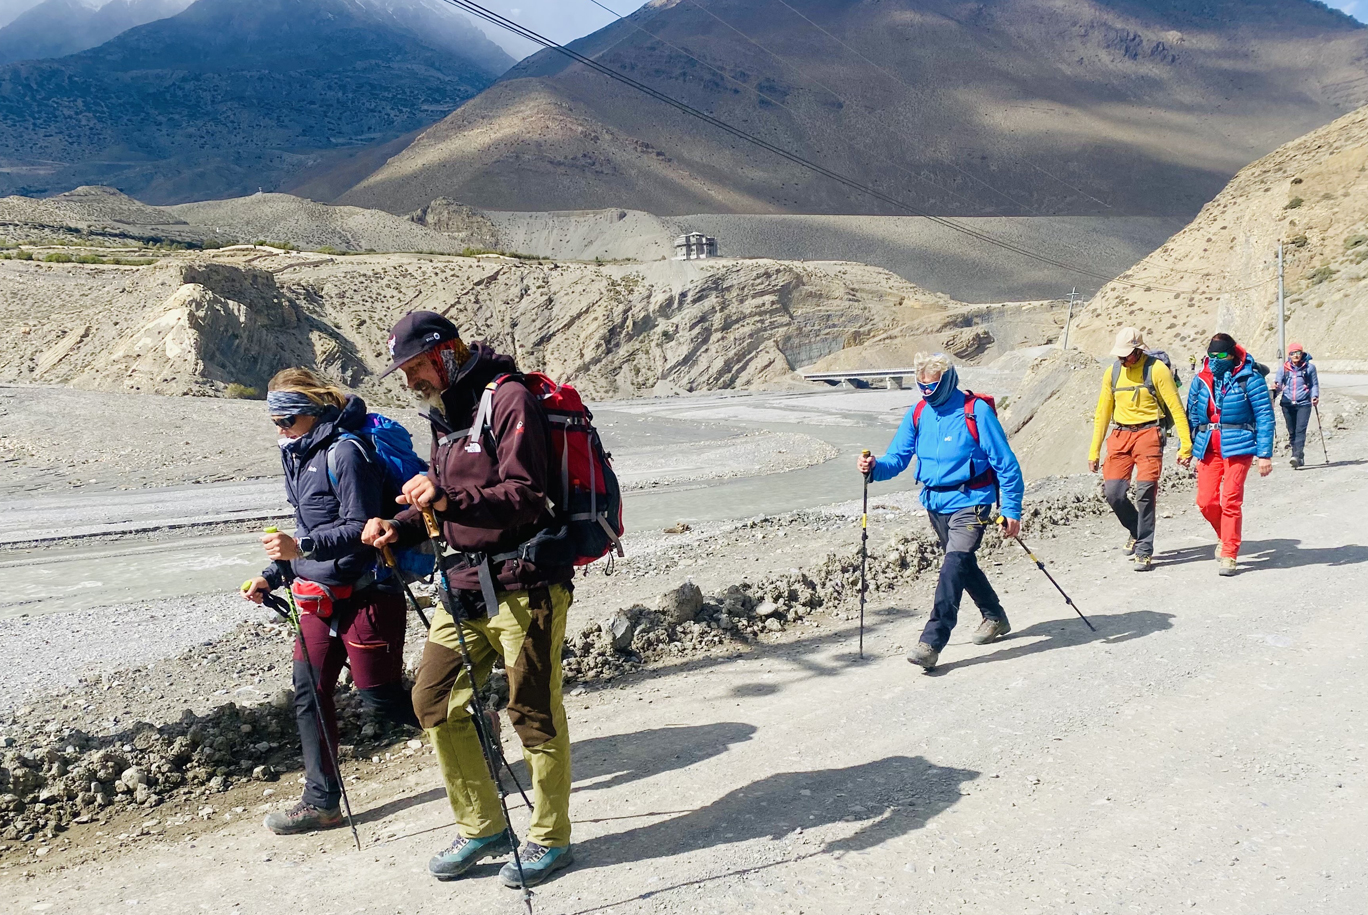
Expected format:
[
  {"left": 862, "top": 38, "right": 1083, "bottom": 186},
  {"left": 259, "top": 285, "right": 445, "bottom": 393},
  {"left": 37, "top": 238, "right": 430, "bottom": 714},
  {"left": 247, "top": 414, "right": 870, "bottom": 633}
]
[{"left": 0, "top": 0, "right": 191, "bottom": 64}]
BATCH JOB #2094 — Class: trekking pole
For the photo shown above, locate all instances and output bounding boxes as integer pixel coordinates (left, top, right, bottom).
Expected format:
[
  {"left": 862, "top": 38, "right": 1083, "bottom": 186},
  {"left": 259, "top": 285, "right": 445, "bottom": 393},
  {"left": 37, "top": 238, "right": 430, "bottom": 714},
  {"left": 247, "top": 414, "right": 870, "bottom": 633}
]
[
  {"left": 420, "top": 507, "right": 535, "bottom": 915},
  {"left": 858, "top": 450, "right": 870, "bottom": 661},
  {"left": 994, "top": 517, "right": 1095, "bottom": 632},
  {"left": 1313, "top": 402, "right": 1330, "bottom": 464},
  {"left": 381, "top": 545, "right": 431, "bottom": 629}
]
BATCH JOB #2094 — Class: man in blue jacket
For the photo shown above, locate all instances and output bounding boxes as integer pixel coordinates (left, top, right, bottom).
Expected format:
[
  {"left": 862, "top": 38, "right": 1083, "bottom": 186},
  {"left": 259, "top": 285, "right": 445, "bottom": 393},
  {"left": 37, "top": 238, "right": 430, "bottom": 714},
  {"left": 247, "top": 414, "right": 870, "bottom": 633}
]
[
  {"left": 858, "top": 353, "right": 1025, "bottom": 671},
  {"left": 1186, "top": 333, "right": 1275, "bottom": 576}
]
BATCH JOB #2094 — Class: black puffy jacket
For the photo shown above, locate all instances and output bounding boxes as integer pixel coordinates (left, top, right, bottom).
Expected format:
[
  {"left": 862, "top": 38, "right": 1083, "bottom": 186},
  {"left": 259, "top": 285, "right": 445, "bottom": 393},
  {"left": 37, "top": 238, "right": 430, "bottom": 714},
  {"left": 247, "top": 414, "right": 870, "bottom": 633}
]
[{"left": 262, "top": 394, "right": 386, "bottom": 589}]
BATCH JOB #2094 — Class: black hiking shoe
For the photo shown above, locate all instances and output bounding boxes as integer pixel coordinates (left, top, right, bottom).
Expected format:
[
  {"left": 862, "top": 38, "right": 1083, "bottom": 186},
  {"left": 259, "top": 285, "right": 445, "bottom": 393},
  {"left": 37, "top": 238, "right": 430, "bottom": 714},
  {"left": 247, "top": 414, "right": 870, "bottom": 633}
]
[
  {"left": 971, "top": 617, "right": 1011, "bottom": 644},
  {"left": 1290, "top": 457, "right": 1302, "bottom": 469},
  {"left": 263, "top": 800, "right": 343, "bottom": 835},
  {"left": 906, "top": 642, "right": 939, "bottom": 670}
]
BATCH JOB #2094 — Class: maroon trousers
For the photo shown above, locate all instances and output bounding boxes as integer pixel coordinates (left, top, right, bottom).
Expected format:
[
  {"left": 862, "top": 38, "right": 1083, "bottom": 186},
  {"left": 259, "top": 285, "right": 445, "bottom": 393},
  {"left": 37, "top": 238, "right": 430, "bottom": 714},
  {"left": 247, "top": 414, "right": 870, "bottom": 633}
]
[{"left": 292, "top": 587, "right": 416, "bottom": 809}]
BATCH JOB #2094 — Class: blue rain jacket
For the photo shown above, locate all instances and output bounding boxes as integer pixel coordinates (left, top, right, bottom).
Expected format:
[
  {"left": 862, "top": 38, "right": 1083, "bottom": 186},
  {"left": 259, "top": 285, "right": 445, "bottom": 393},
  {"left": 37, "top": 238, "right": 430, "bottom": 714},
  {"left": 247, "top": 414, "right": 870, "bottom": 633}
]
[{"left": 871, "top": 387, "right": 1025, "bottom": 520}]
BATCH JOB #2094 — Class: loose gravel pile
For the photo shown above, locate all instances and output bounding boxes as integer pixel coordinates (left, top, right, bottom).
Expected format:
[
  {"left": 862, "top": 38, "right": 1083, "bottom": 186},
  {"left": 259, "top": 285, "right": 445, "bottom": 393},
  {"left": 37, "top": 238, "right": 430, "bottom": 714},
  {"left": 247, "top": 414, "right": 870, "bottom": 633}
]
[{"left": 0, "top": 468, "right": 1183, "bottom": 849}]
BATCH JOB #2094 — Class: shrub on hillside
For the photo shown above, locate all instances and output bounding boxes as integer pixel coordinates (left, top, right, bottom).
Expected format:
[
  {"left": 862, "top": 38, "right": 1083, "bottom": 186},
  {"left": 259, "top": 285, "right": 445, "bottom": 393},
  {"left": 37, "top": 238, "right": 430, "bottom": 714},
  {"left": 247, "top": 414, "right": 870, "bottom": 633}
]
[
  {"left": 43, "top": 252, "right": 73, "bottom": 263},
  {"left": 1308, "top": 266, "right": 1338, "bottom": 285},
  {"left": 225, "top": 383, "right": 262, "bottom": 399},
  {"left": 1284, "top": 197, "right": 1304, "bottom": 210}
]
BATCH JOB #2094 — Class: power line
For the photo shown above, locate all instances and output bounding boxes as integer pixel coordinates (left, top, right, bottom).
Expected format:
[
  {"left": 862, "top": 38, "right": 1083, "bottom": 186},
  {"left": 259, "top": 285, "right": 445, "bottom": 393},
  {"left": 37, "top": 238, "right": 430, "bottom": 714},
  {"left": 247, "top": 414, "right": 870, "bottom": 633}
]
[{"left": 437, "top": 0, "right": 1273, "bottom": 296}]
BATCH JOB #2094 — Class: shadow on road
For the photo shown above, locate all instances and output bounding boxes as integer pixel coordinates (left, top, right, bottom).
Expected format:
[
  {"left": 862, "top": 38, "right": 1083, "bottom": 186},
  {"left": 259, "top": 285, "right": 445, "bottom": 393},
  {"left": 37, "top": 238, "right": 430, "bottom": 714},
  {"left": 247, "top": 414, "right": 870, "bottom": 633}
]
[
  {"left": 930, "top": 609, "right": 1174, "bottom": 675},
  {"left": 353, "top": 786, "right": 446, "bottom": 826},
  {"left": 573, "top": 755, "right": 976, "bottom": 873},
  {"left": 1237, "top": 539, "right": 1368, "bottom": 570},
  {"left": 1294, "top": 459, "right": 1367, "bottom": 471},
  {"left": 566, "top": 722, "right": 757, "bottom": 794},
  {"left": 1158, "top": 539, "right": 1368, "bottom": 570}
]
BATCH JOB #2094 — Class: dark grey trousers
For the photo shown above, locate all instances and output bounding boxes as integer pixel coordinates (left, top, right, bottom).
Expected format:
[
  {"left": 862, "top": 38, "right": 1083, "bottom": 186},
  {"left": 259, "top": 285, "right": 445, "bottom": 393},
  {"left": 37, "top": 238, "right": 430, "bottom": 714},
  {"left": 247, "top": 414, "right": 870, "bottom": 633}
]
[
  {"left": 922, "top": 505, "right": 1006, "bottom": 652},
  {"left": 1281, "top": 400, "right": 1312, "bottom": 462},
  {"left": 1104, "top": 478, "right": 1157, "bottom": 558}
]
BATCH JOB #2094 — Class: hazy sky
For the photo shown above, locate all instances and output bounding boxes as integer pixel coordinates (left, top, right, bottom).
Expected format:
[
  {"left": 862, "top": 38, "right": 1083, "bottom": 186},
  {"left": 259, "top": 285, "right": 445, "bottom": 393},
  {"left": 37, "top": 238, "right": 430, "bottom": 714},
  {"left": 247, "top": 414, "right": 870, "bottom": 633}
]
[
  {"left": 0, "top": 1, "right": 1363, "bottom": 54},
  {"left": 467, "top": 0, "right": 649, "bottom": 59}
]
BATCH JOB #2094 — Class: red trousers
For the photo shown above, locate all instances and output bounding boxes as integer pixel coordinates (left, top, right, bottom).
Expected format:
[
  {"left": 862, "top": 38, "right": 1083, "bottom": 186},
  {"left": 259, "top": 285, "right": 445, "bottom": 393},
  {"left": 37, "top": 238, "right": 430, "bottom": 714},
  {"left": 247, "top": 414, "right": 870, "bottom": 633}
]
[{"left": 1196, "top": 453, "right": 1253, "bottom": 558}]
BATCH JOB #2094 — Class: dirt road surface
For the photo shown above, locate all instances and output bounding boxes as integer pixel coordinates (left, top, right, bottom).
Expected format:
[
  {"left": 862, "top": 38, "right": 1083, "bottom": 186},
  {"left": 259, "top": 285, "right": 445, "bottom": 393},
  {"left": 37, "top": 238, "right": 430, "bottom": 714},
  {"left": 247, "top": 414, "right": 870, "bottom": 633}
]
[{"left": 5, "top": 419, "right": 1364, "bottom": 913}]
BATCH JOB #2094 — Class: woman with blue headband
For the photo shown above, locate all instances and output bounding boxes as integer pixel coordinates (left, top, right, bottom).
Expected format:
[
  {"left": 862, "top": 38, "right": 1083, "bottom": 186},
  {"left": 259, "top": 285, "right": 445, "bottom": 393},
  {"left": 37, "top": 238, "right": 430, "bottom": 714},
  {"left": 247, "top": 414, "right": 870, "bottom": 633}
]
[{"left": 241, "top": 367, "right": 419, "bottom": 835}]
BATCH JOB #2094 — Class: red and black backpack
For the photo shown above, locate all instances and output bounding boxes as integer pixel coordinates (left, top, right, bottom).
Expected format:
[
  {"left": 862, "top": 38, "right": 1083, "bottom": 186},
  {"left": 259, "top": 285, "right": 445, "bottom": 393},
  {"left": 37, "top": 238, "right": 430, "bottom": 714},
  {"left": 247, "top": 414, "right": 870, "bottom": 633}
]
[
  {"left": 912, "top": 391, "right": 1000, "bottom": 498},
  {"left": 463, "top": 372, "right": 625, "bottom": 568}
]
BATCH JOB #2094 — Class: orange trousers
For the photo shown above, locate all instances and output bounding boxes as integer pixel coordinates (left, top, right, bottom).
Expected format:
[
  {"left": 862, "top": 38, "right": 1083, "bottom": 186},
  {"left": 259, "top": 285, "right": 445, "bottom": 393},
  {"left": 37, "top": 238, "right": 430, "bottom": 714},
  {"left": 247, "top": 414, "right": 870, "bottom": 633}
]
[{"left": 1196, "top": 453, "right": 1252, "bottom": 558}]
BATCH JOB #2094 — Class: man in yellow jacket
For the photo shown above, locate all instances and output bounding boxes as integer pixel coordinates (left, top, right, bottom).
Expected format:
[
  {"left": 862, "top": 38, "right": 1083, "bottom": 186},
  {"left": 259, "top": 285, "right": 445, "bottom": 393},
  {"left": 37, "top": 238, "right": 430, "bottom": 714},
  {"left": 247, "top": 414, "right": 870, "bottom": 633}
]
[{"left": 1089, "top": 328, "right": 1193, "bottom": 571}]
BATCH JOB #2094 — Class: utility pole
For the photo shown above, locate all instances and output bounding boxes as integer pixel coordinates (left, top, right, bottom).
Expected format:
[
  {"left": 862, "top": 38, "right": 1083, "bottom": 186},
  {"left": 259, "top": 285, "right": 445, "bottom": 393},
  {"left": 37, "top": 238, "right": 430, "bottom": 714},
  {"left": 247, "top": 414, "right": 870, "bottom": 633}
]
[
  {"left": 1061, "top": 287, "right": 1079, "bottom": 350},
  {"left": 1277, "top": 243, "right": 1286, "bottom": 361}
]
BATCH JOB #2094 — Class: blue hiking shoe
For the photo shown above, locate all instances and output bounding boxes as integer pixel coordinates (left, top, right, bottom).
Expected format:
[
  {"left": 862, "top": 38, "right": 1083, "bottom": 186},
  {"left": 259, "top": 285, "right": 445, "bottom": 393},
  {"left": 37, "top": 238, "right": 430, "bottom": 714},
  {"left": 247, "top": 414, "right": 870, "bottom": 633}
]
[
  {"left": 429, "top": 833, "right": 509, "bottom": 880},
  {"left": 500, "top": 842, "right": 574, "bottom": 887}
]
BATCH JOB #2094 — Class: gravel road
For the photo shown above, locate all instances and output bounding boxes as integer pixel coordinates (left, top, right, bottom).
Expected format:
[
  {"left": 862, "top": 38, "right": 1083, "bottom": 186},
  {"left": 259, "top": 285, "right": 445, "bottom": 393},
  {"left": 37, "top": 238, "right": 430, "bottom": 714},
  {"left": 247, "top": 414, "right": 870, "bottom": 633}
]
[{"left": 2, "top": 416, "right": 1365, "bottom": 912}]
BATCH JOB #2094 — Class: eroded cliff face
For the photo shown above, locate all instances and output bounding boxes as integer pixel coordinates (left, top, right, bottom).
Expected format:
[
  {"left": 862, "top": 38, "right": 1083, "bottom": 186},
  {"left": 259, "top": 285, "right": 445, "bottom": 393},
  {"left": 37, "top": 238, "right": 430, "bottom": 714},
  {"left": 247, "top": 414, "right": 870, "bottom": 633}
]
[{"left": 0, "top": 251, "right": 969, "bottom": 400}]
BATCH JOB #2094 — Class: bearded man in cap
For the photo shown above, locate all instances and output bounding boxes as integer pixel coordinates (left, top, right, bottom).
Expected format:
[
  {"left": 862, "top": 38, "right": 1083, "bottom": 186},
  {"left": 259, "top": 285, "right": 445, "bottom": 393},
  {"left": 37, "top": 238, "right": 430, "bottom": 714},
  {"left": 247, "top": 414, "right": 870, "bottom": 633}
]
[
  {"left": 362, "top": 312, "right": 575, "bottom": 887},
  {"left": 1089, "top": 327, "right": 1193, "bottom": 571}
]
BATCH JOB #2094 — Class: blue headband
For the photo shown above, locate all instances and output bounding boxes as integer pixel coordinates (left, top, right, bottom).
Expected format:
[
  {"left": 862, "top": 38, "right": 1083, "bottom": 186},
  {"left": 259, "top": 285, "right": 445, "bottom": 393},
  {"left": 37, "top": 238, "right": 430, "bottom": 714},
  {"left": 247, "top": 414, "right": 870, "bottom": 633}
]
[{"left": 266, "top": 391, "right": 329, "bottom": 416}]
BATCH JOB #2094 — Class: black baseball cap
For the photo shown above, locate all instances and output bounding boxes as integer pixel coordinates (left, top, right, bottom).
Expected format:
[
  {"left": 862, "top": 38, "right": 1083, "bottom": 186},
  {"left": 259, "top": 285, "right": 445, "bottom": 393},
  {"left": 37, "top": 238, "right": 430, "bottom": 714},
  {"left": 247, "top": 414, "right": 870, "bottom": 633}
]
[{"left": 380, "top": 311, "right": 460, "bottom": 378}]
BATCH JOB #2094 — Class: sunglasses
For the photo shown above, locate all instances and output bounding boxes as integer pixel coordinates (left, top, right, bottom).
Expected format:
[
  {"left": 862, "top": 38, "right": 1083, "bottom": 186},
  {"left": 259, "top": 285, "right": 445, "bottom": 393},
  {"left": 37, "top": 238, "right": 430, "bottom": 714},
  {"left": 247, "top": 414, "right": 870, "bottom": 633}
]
[
  {"left": 1208, "top": 352, "right": 1233, "bottom": 361},
  {"left": 272, "top": 415, "right": 300, "bottom": 430}
]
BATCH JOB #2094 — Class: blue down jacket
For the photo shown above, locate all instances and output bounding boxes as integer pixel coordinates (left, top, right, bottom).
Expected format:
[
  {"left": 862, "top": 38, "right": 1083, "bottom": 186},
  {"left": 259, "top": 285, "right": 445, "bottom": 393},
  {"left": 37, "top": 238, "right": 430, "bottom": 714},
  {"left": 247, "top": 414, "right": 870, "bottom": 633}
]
[{"left": 1186, "top": 347, "right": 1275, "bottom": 460}]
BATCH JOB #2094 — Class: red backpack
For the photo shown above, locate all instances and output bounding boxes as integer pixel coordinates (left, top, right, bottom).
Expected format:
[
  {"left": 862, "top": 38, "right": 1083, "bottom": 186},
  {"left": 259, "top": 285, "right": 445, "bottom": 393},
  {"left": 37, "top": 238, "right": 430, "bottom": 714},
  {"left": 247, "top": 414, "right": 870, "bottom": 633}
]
[
  {"left": 912, "top": 391, "right": 1000, "bottom": 495},
  {"left": 466, "top": 372, "right": 625, "bottom": 567}
]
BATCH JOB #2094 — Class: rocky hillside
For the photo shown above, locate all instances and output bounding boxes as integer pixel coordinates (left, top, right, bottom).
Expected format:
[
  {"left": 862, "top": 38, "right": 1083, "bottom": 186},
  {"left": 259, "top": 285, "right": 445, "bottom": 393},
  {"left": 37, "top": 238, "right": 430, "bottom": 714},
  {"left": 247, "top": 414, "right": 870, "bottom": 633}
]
[
  {"left": 0, "top": 0, "right": 190, "bottom": 64},
  {"left": 0, "top": 249, "right": 977, "bottom": 399},
  {"left": 0, "top": 0, "right": 514, "bottom": 202},
  {"left": 340, "top": 0, "right": 1368, "bottom": 219},
  {"left": 1070, "top": 104, "right": 1368, "bottom": 368}
]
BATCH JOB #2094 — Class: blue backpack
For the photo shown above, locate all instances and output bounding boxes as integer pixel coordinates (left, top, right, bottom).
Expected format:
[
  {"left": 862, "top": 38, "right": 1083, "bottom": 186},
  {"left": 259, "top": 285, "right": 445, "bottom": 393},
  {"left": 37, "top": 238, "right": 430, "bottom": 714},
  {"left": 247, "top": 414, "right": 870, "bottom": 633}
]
[{"left": 327, "top": 414, "right": 436, "bottom": 583}]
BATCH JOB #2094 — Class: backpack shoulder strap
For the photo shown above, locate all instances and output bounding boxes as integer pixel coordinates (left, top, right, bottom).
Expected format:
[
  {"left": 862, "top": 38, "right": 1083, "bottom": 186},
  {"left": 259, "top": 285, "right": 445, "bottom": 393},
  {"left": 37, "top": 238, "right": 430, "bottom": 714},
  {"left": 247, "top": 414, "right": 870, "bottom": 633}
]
[
  {"left": 912, "top": 399, "right": 926, "bottom": 431},
  {"left": 325, "top": 432, "right": 372, "bottom": 488},
  {"left": 962, "top": 391, "right": 981, "bottom": 444},
  {"left": 1110, "top": 359, "right": 1123, "bottom": 393}
]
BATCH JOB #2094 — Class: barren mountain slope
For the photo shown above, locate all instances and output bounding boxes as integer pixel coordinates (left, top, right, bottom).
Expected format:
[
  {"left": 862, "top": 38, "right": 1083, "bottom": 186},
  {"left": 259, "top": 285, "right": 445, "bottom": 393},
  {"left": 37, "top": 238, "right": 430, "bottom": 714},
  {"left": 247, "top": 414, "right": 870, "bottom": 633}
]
[
  {"left": 0, "top": 0, "right": 514, "bottom": 202},
  {"left": 0, "top": 250, "right": 969, "bottom": 399},
  {"left": 1071, "top": 104, "right": 1368, "bottom": 367},
  {"left": 341, "top": 0, "right": 1368, "bottom": 218}
]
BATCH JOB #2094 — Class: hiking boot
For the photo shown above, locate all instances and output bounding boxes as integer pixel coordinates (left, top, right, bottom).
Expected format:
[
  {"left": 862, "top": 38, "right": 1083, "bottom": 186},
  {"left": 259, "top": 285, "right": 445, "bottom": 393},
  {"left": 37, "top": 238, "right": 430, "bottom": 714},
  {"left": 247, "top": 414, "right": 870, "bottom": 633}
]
[
  {"left": 906, "top": 642, "right": 939, "bottom": 670},
  {"left": 1218, "top": 556, "right": 1238, "bottom": 577},
  {"left": 1122, "top": 535, "right": 1137, "bottom": 555},
  {"left": 1290, "top": 457, "right": 1302, "bottom": 469},
  {"left": 263, "top": 800, "right": 342, "bottom": 836},
  {"left": 971, "top": 617, "right": 1011, "bottom": 645},
  {"left": 1133, "top": 554, "right": 1154, "bottom": 572},
  {"left": 500, "top": 842, "right": 574, "bottom": 888},
  {"left": 429, "top": 833, "right": 510, "bottom": 880}
]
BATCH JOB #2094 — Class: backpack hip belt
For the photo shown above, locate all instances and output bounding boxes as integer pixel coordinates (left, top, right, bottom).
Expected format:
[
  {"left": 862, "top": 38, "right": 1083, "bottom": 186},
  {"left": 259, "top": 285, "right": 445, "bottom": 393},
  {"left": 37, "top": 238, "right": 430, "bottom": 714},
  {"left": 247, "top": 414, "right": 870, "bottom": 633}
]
[{"left": 1113, "top": 421, "right": 1160, "bottom": 431}]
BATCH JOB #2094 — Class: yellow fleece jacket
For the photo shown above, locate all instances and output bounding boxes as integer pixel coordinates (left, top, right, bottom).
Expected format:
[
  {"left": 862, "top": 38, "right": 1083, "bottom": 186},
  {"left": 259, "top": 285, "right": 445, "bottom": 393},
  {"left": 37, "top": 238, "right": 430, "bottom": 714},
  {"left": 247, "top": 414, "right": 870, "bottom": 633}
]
[{"left": 1090, "top": 358, "right": 1193, "bottom": 461}]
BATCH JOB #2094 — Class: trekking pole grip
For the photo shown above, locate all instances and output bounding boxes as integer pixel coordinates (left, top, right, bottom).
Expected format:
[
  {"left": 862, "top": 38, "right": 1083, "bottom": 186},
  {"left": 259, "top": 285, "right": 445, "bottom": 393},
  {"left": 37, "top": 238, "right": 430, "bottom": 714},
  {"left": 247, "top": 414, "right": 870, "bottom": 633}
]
[
  {"left": 420, "top": 507, "right": 441, "bottom": 539},
  {"left": 380, "top": 545, "right": 398, "bottom": 569}
]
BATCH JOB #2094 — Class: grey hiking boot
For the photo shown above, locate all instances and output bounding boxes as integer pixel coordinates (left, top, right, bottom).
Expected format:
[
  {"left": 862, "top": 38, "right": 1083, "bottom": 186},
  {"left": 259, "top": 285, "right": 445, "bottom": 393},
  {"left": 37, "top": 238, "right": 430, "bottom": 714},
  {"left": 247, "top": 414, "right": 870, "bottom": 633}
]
[
  {"left": 971, "top": 617, "right": 1011, "bottom": 645},
  {"left": 429, "top": 833, "right": 510, "bottom": 880},
  {"left": 906, "top": 642, "right": 939, "bottom": 670},
  {"left": 1122, "top": 535, "right": 1137, "bottom": 555},
  {"left": 1218, "top": 556, "right": 1238, "bottom": 577},
  {"left": 499, "top": 842, "right": 574, "bottom": 887},
  {"left": 1133, "top": 554, "right": 1154, "bottom": 572},
  {"left": 1290, "top": 457, "right": 1302, "bottom": 469},
  {"left": 263, "top": 800, "right": 343, "bottom": 835}
]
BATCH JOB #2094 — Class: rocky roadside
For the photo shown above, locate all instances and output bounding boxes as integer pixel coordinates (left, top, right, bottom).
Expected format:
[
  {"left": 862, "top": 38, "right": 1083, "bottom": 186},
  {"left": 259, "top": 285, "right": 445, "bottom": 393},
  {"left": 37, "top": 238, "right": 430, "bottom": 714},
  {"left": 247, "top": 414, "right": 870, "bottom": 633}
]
[{"left": 0, "top": 465, "right": 1189, "bottom": 875}]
